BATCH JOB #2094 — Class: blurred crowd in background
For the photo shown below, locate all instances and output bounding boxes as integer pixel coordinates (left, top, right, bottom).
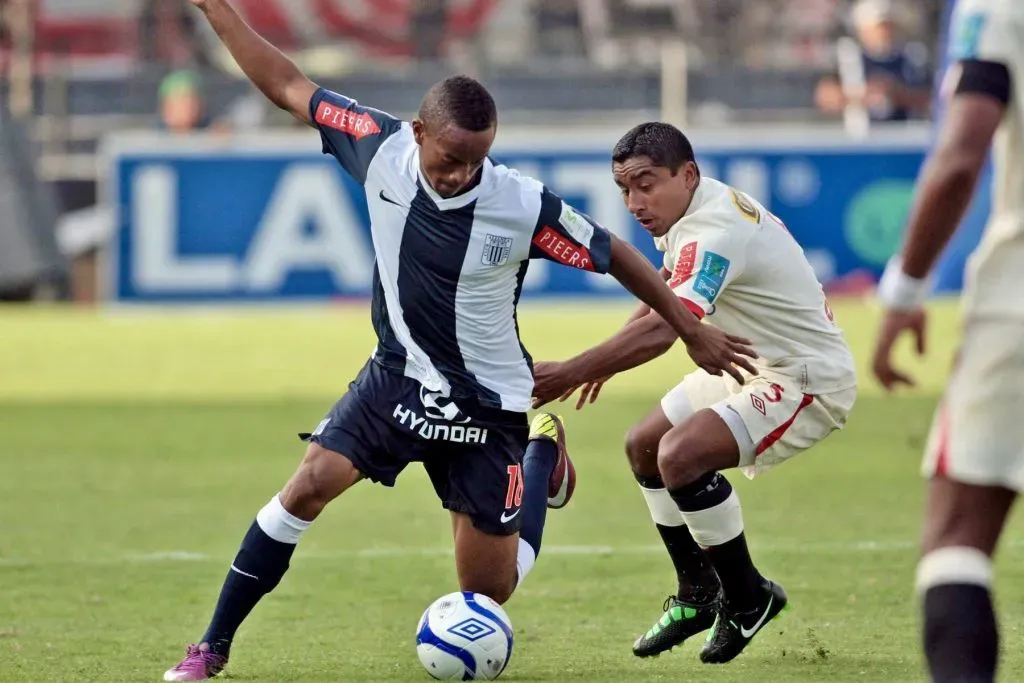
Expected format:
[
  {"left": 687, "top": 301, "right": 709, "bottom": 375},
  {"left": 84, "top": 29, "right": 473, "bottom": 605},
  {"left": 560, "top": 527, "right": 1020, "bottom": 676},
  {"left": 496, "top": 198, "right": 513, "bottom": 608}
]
[{"left": 0, "top": 0, "right": 943, "bottom": 301}]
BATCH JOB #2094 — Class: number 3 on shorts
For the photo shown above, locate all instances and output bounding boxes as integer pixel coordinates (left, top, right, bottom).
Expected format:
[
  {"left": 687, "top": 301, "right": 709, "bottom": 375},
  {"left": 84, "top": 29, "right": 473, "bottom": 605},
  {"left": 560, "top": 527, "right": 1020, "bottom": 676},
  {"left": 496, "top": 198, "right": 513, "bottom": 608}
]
[{"left": 505, "top": 464, "right": 524, "bottom": 509}]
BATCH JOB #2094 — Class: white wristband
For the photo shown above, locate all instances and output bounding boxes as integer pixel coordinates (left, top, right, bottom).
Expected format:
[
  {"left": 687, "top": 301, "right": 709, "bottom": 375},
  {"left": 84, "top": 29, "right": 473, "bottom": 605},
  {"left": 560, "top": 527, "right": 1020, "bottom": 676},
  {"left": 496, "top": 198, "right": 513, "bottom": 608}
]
[{"left": 877, "top": 257, "right": 930, "bottom": 311}]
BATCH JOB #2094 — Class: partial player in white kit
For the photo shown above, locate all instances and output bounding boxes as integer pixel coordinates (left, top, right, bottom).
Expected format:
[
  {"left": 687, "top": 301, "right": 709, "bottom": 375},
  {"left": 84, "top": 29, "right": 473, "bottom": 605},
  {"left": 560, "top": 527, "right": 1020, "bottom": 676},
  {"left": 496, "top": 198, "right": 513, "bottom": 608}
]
[
  {"left": 872, "top": 1, "right": 1023, "bottom": 681},
  {"left": 532, "top": 122, "right": 858, "bottom": 664}
]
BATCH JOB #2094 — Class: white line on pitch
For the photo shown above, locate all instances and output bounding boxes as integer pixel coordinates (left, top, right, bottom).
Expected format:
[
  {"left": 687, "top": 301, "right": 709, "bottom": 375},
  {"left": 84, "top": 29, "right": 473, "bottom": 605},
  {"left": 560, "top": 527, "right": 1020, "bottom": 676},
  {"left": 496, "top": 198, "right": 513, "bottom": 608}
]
[{"left": 0, "top": 540, "right": 946, "bottom": 567}]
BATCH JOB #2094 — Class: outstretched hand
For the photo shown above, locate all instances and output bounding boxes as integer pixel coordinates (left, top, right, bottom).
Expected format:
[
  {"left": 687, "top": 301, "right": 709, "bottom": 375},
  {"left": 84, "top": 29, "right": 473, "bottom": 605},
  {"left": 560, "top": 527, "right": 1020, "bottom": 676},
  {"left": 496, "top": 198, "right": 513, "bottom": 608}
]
[
  {"left": 683, "top": 323, "right": 758, "bottom": 385},
  {"left": 872, "top": 308, "right": 927, "bottom": 391},
  {"left": 539, "top": 374, "right": 615, "bottom": 411},
  {"left": 531, "top": 361, "right": 580, "bottom": 409},
  {"left": 562, "top": 374, "right": 614, "bottom": 410}
]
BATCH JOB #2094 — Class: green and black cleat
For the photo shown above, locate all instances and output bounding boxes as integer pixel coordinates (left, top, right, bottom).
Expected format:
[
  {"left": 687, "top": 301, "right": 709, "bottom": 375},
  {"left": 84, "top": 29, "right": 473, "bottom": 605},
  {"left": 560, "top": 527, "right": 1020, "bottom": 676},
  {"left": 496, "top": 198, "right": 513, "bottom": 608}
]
[
  {"left": 632, "top": 593, "right": 721, "bottom": 658},
  {"left": 700, "top": 579, "right": 789, "bottom": 664}
]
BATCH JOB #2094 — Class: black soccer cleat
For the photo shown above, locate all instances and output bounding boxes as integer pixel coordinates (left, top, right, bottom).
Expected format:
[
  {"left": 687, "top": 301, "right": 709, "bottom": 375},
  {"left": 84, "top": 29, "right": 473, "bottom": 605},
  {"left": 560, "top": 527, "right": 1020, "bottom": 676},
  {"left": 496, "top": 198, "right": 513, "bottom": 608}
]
[
  {"left": 700, "top": 579, "right": 788, "bottom": 664},
  {"left": 632, "top": 592, "right": 721, "bottom": 658}
]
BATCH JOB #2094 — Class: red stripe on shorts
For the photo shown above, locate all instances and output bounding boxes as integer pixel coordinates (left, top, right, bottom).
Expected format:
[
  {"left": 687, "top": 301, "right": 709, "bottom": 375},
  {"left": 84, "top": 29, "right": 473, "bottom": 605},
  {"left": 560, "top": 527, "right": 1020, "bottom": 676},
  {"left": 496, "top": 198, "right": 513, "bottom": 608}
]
[
  {"left": 755, "top": 393, "right": 814, "bottom": 456},
  {"left": 935, "top": 402, "right": 950, "bottom": 478}
]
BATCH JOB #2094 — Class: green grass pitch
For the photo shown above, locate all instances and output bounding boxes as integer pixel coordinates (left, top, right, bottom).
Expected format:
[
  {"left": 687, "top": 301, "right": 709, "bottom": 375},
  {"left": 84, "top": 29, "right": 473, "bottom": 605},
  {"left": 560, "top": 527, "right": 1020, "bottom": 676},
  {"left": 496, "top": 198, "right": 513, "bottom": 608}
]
[{"left": 3, "top": 299, "right": 1024, "bottom": 682}]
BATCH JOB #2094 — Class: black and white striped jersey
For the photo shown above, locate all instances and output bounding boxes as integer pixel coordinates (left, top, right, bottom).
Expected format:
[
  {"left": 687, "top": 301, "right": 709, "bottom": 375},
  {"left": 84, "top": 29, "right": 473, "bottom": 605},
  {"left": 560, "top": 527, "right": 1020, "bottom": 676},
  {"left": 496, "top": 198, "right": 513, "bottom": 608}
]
[{"left": 310, "top": 88, "right": 612, "bottom": 413}]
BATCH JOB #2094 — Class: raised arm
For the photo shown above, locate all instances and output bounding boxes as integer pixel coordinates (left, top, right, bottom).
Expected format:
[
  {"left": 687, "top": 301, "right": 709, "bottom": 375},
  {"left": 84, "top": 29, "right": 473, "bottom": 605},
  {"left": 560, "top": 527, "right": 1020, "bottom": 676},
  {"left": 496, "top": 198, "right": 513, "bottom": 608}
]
[{"left": 189, "top": 0, "right": 318, "bottom": 125}]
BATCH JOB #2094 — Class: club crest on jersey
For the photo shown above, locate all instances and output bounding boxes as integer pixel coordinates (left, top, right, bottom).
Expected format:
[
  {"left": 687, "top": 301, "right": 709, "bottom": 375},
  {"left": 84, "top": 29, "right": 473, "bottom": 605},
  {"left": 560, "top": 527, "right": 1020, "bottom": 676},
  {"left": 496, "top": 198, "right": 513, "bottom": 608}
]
[
  {"left": 315, "top": 101, "right": 381, "bottom": 140},
  {"left": 693, "top": 252, "right": 730, "bottom": 303},
  {"left": 729, "top": 189, "right": 761, "bottom": 223},
  {"left": 481, "top": 234, "right": 513, "bottom": 266}
]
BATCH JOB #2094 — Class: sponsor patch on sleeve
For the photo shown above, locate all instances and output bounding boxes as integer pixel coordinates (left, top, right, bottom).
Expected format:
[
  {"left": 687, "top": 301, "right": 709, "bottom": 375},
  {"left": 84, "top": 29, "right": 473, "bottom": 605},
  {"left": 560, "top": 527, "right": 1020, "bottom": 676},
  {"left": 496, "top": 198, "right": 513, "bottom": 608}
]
[
  {"left": 692, "top": 251, "right": 730, "bottom": 303},
  {"left": 558, "top": 202, "right": 595, "bottom": 247},
  {"left": 667, "top": 241, "right": 698, "bottom": 288},
  {"left": 951, "top": 11, "right": 987, "bottom": 59},
  {"left": 533, "top": 226, "right": 594, "bottom": 270},
  {"left": 315, "top": 101, "right": 381, "bottom": 140}
]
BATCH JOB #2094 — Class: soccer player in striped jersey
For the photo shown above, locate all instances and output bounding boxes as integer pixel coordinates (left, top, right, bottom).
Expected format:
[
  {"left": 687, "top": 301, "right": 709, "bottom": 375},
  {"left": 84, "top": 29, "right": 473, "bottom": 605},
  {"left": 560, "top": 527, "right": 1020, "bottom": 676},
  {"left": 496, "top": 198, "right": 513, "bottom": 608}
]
[{"left": 164, "top": 2, "right": 758, "bottom": 680}]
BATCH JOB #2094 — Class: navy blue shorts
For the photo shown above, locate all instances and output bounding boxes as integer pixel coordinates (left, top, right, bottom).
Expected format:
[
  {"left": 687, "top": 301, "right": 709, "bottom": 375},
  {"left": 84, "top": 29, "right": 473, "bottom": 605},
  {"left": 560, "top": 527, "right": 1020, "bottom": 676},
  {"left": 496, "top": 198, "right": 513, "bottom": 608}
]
[{"left": 300, "top": 360, "right": 529, "bottom": 536}]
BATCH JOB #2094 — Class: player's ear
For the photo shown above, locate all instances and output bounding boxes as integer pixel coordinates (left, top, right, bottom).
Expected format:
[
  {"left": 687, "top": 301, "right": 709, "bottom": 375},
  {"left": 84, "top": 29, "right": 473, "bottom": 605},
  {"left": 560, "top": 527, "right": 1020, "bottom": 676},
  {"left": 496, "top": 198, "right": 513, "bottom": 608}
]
[
  {"left": 412, "top": 118, "right": 425, "bottom": 145},
  {"left": 684, "top": 161, "right": 699, "bottom": 190}
]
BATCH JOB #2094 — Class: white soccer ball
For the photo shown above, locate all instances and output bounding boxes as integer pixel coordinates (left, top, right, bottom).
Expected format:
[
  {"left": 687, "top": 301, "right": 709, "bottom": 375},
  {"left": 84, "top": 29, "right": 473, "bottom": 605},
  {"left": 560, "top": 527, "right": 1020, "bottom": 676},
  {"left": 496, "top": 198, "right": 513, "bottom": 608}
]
[{"left": 415, "top": 591, "right": 513, "bottom": 680}]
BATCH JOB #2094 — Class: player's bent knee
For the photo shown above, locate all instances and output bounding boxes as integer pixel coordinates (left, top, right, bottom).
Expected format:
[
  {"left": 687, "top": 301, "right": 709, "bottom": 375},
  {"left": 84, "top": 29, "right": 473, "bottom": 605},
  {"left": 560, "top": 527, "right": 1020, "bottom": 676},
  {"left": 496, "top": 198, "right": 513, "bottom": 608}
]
[
  {"left": 657, "top": 452, "right": 705, "bottom": 491},
  {"left": 656, "top": 428, "right": 708, "bottom": 489},
  {"left": 657, "top": 411, "right": 742, "bottom": 489},
  {"left": 624, "top": 425, "right": 660, "bottom": 477},
  {"left": 280, "top": 443, "right": 363, "bottom": 521}
]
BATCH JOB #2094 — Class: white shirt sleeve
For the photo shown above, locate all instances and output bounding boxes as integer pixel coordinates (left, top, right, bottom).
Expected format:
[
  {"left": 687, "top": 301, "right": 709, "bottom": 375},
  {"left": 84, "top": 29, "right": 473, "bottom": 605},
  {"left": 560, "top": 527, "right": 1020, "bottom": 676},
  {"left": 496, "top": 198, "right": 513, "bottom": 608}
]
[
  {"left": 666, "top": 229, "right": 746, "bottom": 319},
  {"left": 950, "top": 0, "right": 1021, "bottom": 66}
]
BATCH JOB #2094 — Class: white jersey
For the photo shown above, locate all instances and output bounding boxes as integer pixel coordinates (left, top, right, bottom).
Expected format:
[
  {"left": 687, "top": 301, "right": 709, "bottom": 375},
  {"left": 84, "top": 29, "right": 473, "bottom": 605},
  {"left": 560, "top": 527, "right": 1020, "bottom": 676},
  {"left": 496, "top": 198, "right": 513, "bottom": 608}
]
[
  {"left": 655, "top": 178, "right": 856, "bottom": 394},
  {"left": 949, "top": 0, "right": 1024, "bottom": 318}
]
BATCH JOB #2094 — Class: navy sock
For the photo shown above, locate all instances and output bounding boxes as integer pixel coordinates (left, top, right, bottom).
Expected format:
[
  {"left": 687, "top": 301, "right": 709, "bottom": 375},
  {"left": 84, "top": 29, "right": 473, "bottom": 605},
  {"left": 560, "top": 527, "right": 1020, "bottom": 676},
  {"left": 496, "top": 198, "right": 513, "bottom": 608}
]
[
  {"left": 201, "top": 520, "right": 296, "bottom": 657},
  {"left": 519, "top": 438, "right": 558, "bottom": 557}
]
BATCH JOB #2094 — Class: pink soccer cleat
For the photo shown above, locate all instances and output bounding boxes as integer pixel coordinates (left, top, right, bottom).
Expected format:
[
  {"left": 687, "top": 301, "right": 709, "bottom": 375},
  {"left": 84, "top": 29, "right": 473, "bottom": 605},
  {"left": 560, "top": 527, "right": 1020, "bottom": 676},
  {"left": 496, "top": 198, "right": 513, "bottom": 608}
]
[
  {"left": 163, "top": 644, "right": 227, "bottom": 681},
  {"left": 529, "top": 413, "right": 575, "bottom": 508}
]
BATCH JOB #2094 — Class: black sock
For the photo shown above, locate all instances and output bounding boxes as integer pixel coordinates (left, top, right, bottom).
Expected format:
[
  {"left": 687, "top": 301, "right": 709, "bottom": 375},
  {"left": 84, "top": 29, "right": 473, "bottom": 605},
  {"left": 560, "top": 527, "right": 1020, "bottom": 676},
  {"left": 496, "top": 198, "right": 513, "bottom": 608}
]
[
  {"left": 670, "top": 473, "right": 763, "bottom": 612},
  {"left": 519, "top": 438, "right": 557, "bottom": 558},
  {"left": 703, "top": 532, "right": 763, "bottom": 612},
  {"left": 201, "top": 520, "right": 296, "bottom": 657},
  {"left": 635, "top": 472, "right": 719, "bottom": 602},
  {"left": 924, "top": 584, "right": 998, "bottom": 683}
]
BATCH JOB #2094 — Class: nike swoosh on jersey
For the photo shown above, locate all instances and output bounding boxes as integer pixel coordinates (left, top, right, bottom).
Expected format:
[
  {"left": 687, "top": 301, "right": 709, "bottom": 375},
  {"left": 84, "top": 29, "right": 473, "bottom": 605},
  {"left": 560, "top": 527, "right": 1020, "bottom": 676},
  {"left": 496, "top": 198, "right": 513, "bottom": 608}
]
[
  {"left": 739, "top": 595, "right": 773, "bottom": 638},
  {"left": 379, "top": 189, "right": 403, "bottom": 207},
  {"left": 499, "top": 509, "right": 521, "bottom": 523}
]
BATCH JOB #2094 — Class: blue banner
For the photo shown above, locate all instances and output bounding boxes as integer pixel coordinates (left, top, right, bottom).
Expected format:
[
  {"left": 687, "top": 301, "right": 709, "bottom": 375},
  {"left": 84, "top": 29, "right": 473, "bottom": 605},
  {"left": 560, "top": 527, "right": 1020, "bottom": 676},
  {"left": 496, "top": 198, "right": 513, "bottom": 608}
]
[{"left": 106, "top": 131, "right": 933, "bottom": 302}]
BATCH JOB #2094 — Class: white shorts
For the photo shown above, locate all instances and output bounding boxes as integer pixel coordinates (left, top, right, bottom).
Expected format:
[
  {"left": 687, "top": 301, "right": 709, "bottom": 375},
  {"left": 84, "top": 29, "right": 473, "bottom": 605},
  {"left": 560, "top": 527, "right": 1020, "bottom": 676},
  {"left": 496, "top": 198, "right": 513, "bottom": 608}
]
[
  {"left": 923, "top": 318, "right": 1024, "bottom": 491},
  {"left": 660, "top": 370, "right": 856, "bottom": 479}
]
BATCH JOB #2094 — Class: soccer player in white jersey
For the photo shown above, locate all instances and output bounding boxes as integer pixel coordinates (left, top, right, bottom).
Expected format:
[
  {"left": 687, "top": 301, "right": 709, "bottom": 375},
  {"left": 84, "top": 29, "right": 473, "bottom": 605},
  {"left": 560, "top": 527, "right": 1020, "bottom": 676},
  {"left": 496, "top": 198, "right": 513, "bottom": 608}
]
[
  {"left": 163, "top": 2, "right": 759, "bottom": 680},
  {"left": 872, "top": 1, "right": 1022, "bottom": 680},
  {"left": 532, "top": 122, "right": 858, "bottom": 664}
]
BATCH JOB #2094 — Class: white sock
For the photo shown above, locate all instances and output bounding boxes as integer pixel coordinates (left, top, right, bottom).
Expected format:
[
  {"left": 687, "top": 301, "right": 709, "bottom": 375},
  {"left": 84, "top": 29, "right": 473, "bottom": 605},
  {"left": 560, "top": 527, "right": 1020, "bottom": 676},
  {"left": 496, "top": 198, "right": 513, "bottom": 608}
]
[
  {"left": 640, "top": 485, "right": 686, "bottom": 527},
  {"left": 680, "top": 490, "right": 744, "bottom": 547},
  {"left": 255, "top": 494, "right": 312, "bottom": 544},
  {"left": 916, "top": 546, "right": 993, "bottom": 593},
  {"left": 515, "top": 538, "right": 537, "bottom": 588}
]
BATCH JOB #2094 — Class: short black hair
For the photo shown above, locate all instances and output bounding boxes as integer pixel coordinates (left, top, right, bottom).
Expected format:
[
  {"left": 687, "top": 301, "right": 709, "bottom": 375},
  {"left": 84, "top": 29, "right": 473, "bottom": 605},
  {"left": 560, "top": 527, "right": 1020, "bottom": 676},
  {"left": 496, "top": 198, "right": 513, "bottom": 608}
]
[
  {"left": 612, "top": 122, "right": 698, "bottom": 175},
  {"left": 418, "top": 75, "right": 497, "bottom": 132}
]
